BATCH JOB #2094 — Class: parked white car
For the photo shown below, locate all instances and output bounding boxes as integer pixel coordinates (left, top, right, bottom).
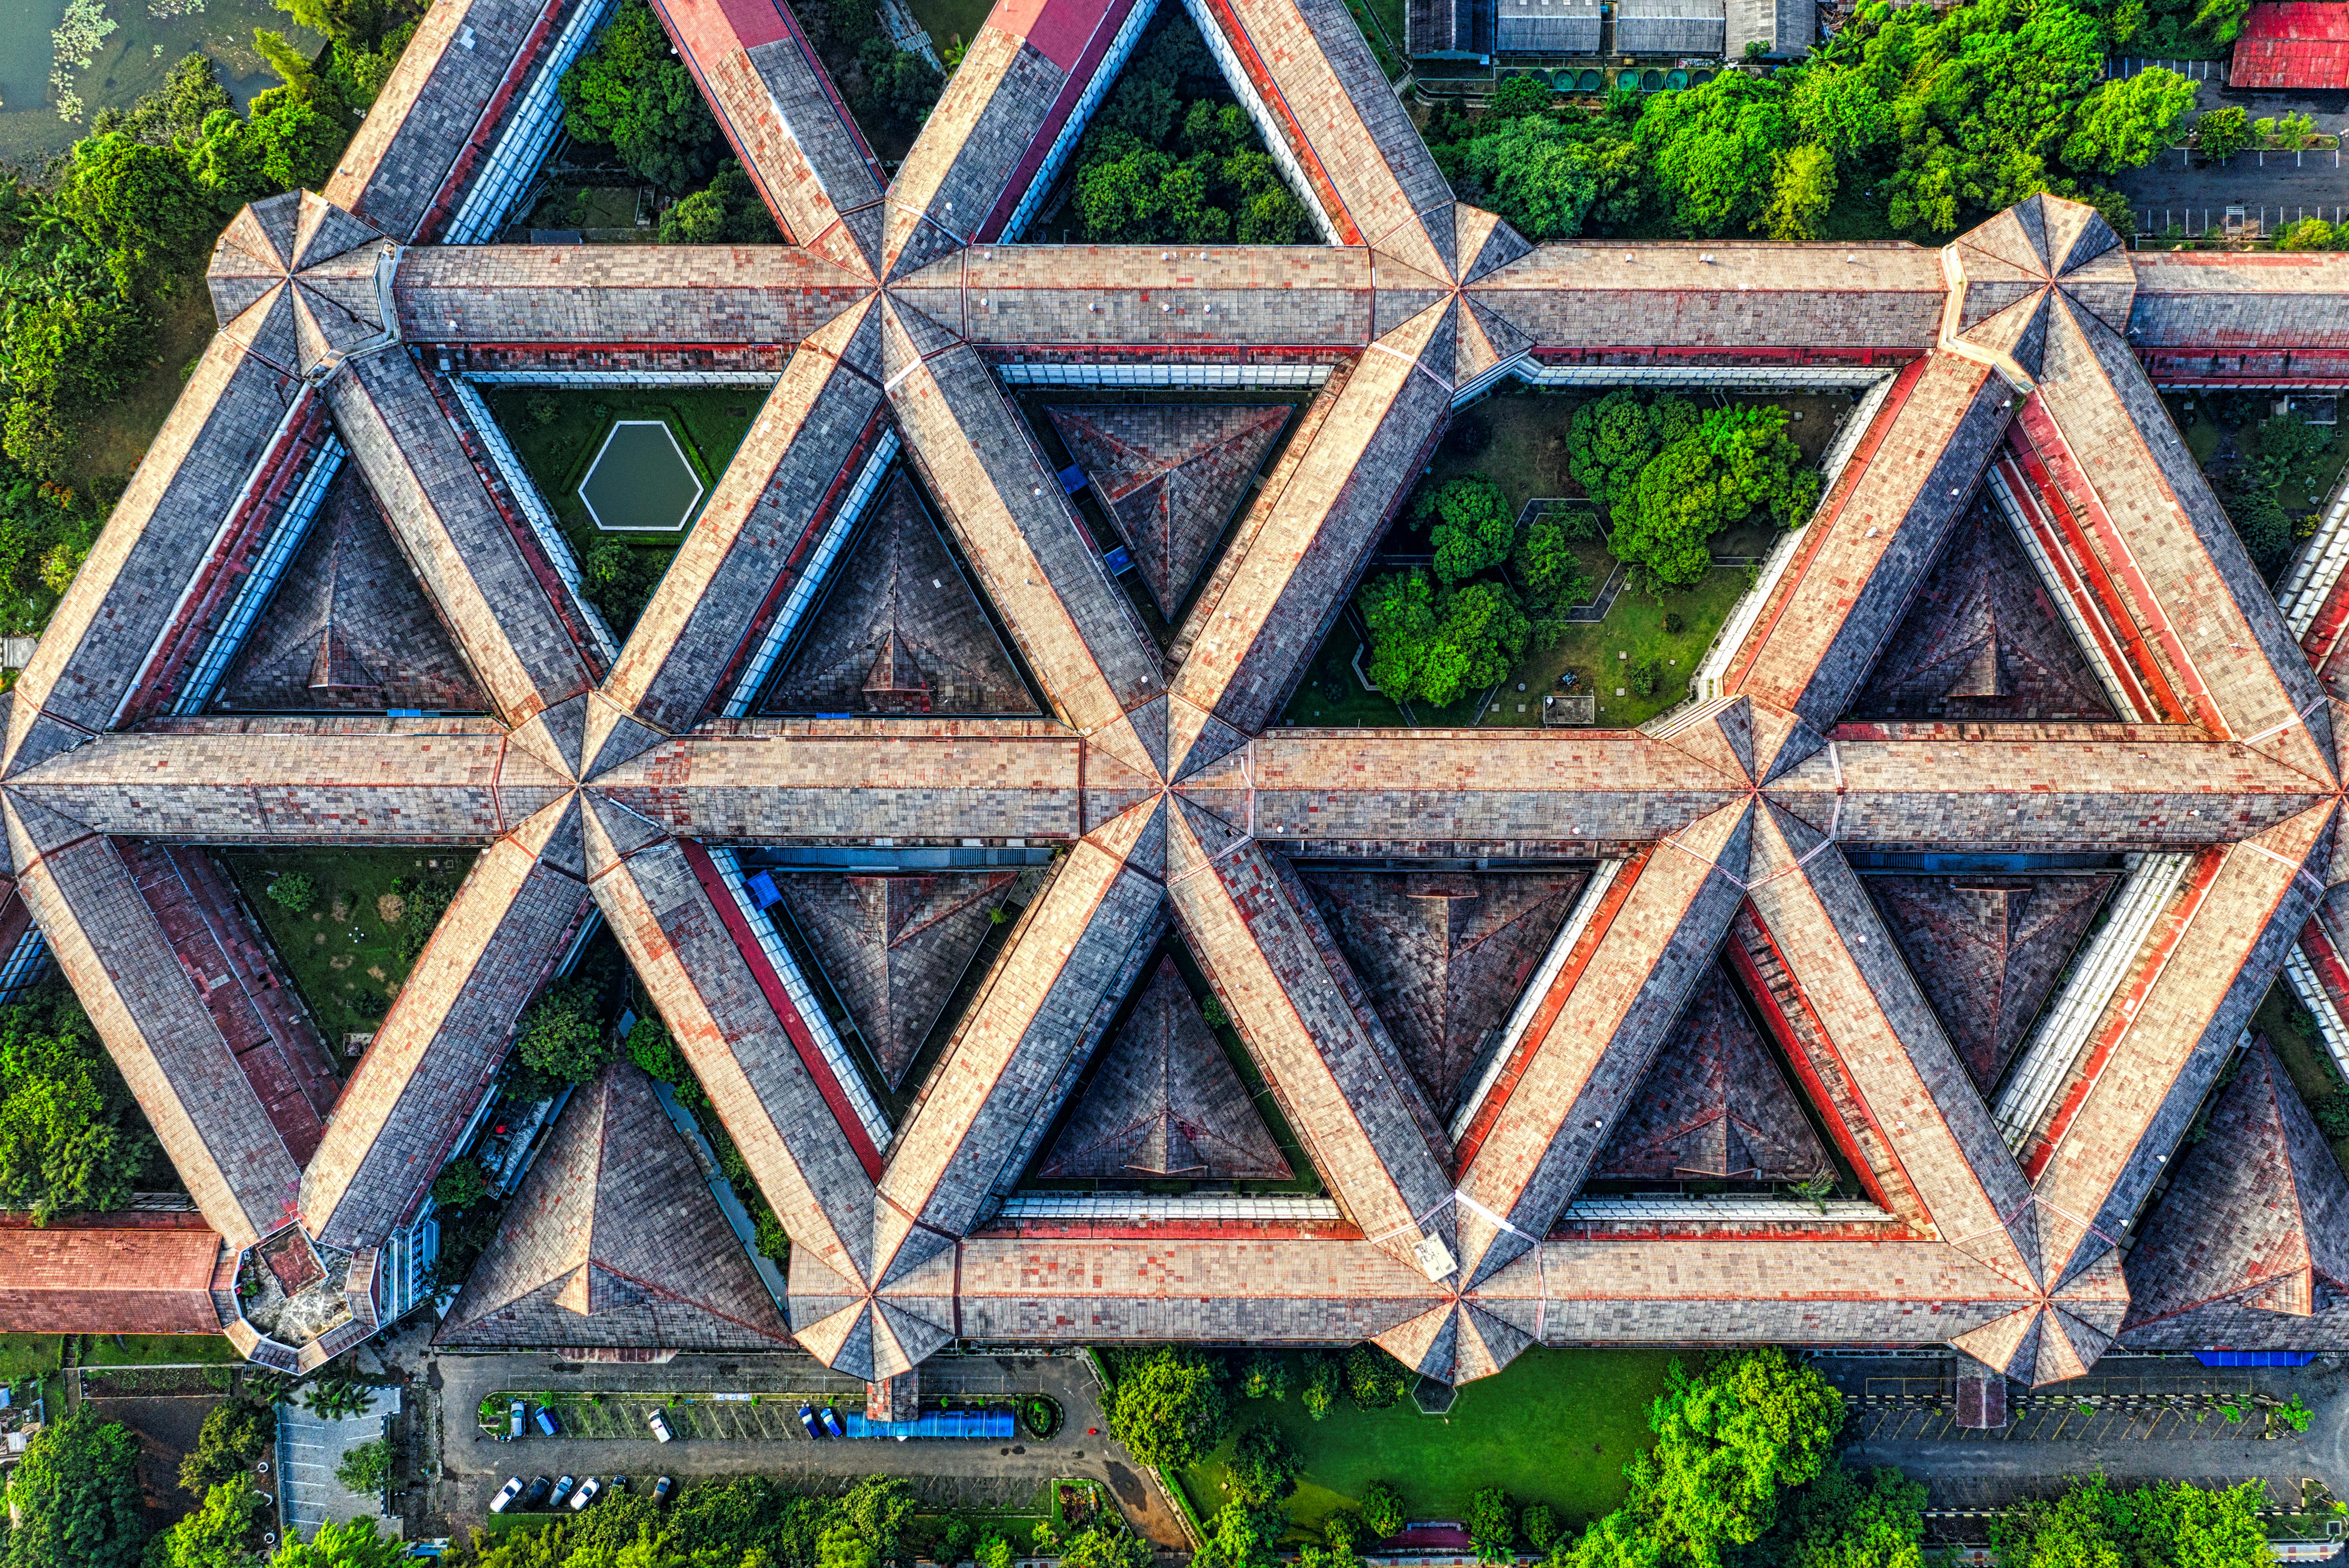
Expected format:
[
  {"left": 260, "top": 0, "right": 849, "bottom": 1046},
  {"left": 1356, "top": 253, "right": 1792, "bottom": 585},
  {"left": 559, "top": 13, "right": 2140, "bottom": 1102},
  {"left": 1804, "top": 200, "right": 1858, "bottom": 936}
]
[{"left": 489, "top": 1477, "right": 524, "bottom": 1514}]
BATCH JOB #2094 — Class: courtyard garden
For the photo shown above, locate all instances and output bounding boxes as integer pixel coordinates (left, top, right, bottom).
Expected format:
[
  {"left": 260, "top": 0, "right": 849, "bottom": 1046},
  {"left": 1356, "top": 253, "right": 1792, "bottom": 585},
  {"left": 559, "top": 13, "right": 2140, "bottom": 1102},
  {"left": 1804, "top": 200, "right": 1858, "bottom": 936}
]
[
  {"left": 482, "top": 387, "right": 757, "bottom": 638},
  {"left": 1287, "top": 386, "right": 1848, "bottom": 730},
  {"left": 2164, "top": 392, "right": 2346, "bottom": 585},
  {"left": 220, "top": 849, "right": 479, "bottom": 1045}
]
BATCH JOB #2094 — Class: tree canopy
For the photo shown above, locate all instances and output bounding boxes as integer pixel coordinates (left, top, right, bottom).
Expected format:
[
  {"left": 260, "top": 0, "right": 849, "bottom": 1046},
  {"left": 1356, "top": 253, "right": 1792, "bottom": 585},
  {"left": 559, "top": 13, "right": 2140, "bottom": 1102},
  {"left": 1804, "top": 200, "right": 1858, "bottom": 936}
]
[
  {"left": 1064, "top": 15, "right": 1309, "bottom": 245},
  {"left": 0, "top": 981, "right": 159, "bottom": 1220},
  {"left": 1416, "top": 474, "right": 1515, "bottom": 585},
  {"left": 156, "top": 1482, "right": 263, "bottom": 1568},
  {"left": 2, "top": 1407, "right": 148, "bottom": 1568},
  {"left": 1560, "top": 1348, "right": 1846, "bottom": 1568},
  {"left": 1609, "top": 406, "right": 1819, "bottom": 586},
  {"left": 560, "top": 0, "right": 723, "bottom": 192},
  {"left": 1988, "top": 1477, "right": 2270, "bottom": 1568},
  {"left": 271, "top": 1519, "right": 408, "bottom": 1568},
  {"left": 1358, "top": 571, "right": 1530, "bottom": 711},
  {"left": 1106, "top": 1347, "right": 1230, "bottom": 1472},
  {"left": 514, "top": 976, "right": 613, "bottom": 1085},
  {"left": 1425, "top": 0, "right": 2191, "bottom": 243}
]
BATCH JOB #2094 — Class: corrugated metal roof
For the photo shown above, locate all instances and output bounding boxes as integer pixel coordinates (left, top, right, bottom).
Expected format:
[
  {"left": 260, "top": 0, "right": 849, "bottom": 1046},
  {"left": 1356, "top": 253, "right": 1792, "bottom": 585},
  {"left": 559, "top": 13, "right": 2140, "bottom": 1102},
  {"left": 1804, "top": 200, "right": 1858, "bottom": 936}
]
[{"left": 2231, "top": 2, "right": 2349, "bottom": 88}]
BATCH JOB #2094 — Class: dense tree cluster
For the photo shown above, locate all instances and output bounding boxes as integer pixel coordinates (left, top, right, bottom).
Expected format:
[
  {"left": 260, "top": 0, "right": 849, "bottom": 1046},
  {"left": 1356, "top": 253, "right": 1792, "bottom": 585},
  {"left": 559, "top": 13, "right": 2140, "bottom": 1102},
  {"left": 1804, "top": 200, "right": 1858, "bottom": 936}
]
[
  {"left": 2210, "top": 398, "right": 2335, "bottom": 583},
  {"left": 1568, "top": 390, "right": 1815, "bottom": 585},
  {"left": 0, "top": 46, "right": 354, "bottom": 488},
  {"left": 1988, "top": 1476, "right": 2270, "bottom": 1568},
  {"left": 2, "top": 1408, "right": 148, "bottom": 1568},
  {"left": 1424, "top": 0, "right": 2196, "bottom": 243},
  {"left": 0, "top": 981, "right": 160, "bottom": 1220},
  {"left": 1064, "top": 15, "right": 1310, "bottom": 245},
  {"left": 562, "top": 0, "right": 724, "bottom": 192}
]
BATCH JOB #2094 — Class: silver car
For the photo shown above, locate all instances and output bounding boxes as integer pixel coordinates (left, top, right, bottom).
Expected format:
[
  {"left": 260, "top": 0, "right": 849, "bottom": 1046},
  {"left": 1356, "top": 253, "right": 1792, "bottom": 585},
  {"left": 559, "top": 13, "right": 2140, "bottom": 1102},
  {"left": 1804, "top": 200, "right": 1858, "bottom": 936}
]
[
  {"left": 489, "top": 1477, "right": 524, "bottom": 1514},
  {"left": 569, "top": 1476, "right": 603, "bottom": 1512}
]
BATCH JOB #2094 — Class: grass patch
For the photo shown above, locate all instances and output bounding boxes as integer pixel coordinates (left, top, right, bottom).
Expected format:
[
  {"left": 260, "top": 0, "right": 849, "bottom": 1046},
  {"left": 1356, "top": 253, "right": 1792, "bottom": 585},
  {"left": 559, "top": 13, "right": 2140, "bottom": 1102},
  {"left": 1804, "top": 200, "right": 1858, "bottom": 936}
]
[
  {"left": 1500, "top": 565, "right": 1752, "bottom": 728},
  {"left": 1280, "top": 616, "right": 1406, "bottom": 728},
  {"left": 482, "top": 387, "right": 756, "bottom": 638},
  {"left": 220, "top": 848, "right": 478, "bottom": 1044},
  {"left": 81, "top": 1334, "right": 242, "bottom": 1366},
  {"left": 1182, "top": 1347, "right": 1674, "bottom": 1538}
]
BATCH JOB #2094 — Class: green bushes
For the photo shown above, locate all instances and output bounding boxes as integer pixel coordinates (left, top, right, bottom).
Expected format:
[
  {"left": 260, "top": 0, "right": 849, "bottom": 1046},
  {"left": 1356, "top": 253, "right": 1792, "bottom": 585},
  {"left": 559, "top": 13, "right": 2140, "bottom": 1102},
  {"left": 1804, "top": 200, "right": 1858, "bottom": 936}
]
[
  {"left": 1064, "top": 15, "right": 1309, "bottom": 245},
  {"left": 1427, "top": 0, "right": 2196, "bottom": 244},
  {"left": 561, "top": 0, "right": 722, "bottom": 192},
  {"left": 1106, "top": 1346, "right": 1229, "bottom": 1471},
  {"left": 0, "top": 981, "right": 158, "bottom": 1221},
  {"left": 1567, "top": 391, "right": 1819, "bottom": 587},
  {"left": 266, "top": 872, "right": 317, "bottom": 914},
  {"left": 1988, "top": 1477, "right": 2269, "bottom": 1568}
]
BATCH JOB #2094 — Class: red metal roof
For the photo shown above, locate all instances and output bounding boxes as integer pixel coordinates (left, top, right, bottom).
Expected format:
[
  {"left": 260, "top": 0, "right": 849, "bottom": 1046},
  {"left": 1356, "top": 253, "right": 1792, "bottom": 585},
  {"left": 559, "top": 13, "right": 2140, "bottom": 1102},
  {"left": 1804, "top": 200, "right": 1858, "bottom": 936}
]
[{"left": 2232, "top": 3, "right": 2349, "bottom": 90}]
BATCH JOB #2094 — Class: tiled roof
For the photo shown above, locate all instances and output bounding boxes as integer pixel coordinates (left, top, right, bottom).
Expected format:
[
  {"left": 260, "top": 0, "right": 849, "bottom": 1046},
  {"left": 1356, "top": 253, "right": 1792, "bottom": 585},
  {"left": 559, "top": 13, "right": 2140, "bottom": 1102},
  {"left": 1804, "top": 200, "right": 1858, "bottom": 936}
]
[
  {"left": 2231, "top": 2, "right": 2349, "bottom": 89},
  {"left": 13, "top": 0, "right": 2337, "bottom": 1394},
  {"left": 435, "top": 1061, "right": 794, "bottom": 1350}
]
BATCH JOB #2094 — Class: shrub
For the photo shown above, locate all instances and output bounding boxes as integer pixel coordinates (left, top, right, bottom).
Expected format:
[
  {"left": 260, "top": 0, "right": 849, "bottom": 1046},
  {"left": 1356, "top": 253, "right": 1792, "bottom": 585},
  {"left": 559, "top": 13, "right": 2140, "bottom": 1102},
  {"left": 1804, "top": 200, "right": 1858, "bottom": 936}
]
[
  {"left": 1513, "top": 514, "right": 1590, "bottom": 610},
  {"left": 267, "top": 871, "right": 317, "bottom": 913},
  {"left": 2313, "top": 1094, "right": 2349, "bottom": 1140},
  {"left": 1302, "top": 1352, "right": 1339, "bottom": 1420},
  {"left": 335, "top": 1437, "right": 392, "bottom": 1495},
  {"left": 1201, "top": 996, "right": 1230, "bottom": 1029},
  {"left": 625, "top": 1014, "right": 689, "bottom": 1084},
  {"left": 1361, "top": 1481, "right": 1407, "bottom": 1539},
  {"left": 1229, "top": 1423, "right": 1304, "bottom": 1505},
  {"left": 1241, "top": 1351, "right": 1288, "bottom": 1400},
  {"left": 2197, "top": 104, "right": 2251, "bottom": 159},
  {"left": 1521, "top": 1504, "right": 1557, "bottom": 1553},
  {"left": 1345, "top": 1344, "right": 1412, "bottom": 1409},
  {"left": 429, "top": 1158, "right": 490, "bottom": 1211},
  {"left": 1466, "top": 1488, "right": 1515, "bottom": 1563}
]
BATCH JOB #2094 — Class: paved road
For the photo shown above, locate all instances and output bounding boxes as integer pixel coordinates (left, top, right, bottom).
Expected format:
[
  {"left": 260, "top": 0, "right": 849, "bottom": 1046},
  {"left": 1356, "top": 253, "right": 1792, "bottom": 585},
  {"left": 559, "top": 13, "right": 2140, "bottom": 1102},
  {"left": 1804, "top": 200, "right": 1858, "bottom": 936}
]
[
  {"left": 2116, "top": 83, "right": 2349, "bottom": 226},
  {"left": 1822, "top": 1353, "right": 2349, "bottom": 1514},
  {"left": 407, "top": 1337, "right": 1187, "bottom": 1550}
]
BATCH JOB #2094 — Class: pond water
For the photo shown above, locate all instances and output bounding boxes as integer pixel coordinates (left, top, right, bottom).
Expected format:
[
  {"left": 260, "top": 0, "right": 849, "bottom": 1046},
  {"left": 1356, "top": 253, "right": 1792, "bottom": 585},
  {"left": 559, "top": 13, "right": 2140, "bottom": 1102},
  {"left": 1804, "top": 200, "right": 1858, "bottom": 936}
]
[
  {"left": 0, "top": 0, "right": 324, "bottom": 170},
  {"left": 579, "top": 419, "right": 705, "bottom": 532}
]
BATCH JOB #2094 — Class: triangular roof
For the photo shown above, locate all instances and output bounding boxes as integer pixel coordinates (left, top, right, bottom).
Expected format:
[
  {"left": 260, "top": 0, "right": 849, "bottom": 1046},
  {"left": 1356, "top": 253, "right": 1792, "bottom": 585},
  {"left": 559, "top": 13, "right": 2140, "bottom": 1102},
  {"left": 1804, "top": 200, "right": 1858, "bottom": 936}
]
[
  {"left": 1865, "top": 873, "right": 2115, "bottom": 1096},
  {"left": 779, "top": 871, "right": 1015, "bottom": 1088},
  {"left": 1591, "top": 964, "right": 1830, "bottom": 1182},
  {"left": 216, "top": 471, "right": 485, "bottom": 712},
  {"left": 1297, "top": 869, "right": 1587, "bottom": 1115},
  {"left": 1046, "top": 404, "right": 1289, "bottom": 616},
  {"left": 2119, "top": 1038, "right": 2349, "bottom": 1342},
  {"left": 765, "top": 471, "right": 1039, "bottom": 716},
  {"left": 1849, "top": 500, "right": 2116, "bottom": 722},
  {"left": 1039, "top": 956, "right": 1291, "bottom": 1180},
  {"left": 433, "top": 1062, "right": 793, "bottom": 1352}
]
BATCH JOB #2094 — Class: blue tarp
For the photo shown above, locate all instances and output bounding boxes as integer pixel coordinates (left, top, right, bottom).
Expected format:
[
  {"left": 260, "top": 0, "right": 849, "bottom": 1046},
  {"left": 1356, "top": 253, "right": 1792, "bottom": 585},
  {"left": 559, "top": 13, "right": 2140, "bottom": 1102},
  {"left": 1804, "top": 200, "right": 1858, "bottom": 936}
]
[
  {"left": 2195, "top": 1350, "right": 2316, "bottom": 1367},
  {"left": 840, "top": 1410, "right": 1016, "bottom": 1439}
]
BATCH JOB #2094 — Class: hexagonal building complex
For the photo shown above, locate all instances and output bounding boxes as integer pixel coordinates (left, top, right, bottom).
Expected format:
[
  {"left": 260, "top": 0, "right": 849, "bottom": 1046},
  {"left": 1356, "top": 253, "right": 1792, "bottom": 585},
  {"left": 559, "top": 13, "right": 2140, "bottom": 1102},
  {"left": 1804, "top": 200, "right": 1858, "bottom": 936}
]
[{"left": 5, "top": 0, "right": 2349, "bottom": 1410}]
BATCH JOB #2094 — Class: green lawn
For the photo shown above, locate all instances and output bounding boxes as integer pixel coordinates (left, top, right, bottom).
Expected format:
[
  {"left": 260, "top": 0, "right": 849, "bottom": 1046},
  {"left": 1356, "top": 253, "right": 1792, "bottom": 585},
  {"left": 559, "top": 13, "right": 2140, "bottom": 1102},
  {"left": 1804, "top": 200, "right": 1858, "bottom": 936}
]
[
  {"left": 1279, "top": 616, "right": 1407, "bottom": 728},
  {"left": 1501, "top": 565, "right": 1752, "bottom": 729},
  {"left": 83, "top": 1334, "right": 242, "bottom": 1366},
  {"left": 1181, "top": 1348, "right": 1676, "bottom": 1539},
  {"left": 482, "top": 387, "right": 757, "bottom": 639},
  {"left": 220, "top": 849, "right": 479, "bottom": 1043}
]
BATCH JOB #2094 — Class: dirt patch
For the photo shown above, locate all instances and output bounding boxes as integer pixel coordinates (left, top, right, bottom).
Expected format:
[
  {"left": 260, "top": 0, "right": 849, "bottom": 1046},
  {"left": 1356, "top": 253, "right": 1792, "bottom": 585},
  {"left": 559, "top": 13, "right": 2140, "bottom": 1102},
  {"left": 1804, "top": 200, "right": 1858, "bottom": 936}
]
[
  {"left": 330, "top": 898, "right": 351, "bottom": 922},
  {"left": 329, "top": 954, "right": 354, "bottom": 971},
  {"left": 85, "top": 1394, "right": 223, "bottom": 1524},
  {"left": 376, "top": 893, "right": 406, "bottom": 924},
  {"left": 366, "top": 965, "right": 386, "bottom": 982}
]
